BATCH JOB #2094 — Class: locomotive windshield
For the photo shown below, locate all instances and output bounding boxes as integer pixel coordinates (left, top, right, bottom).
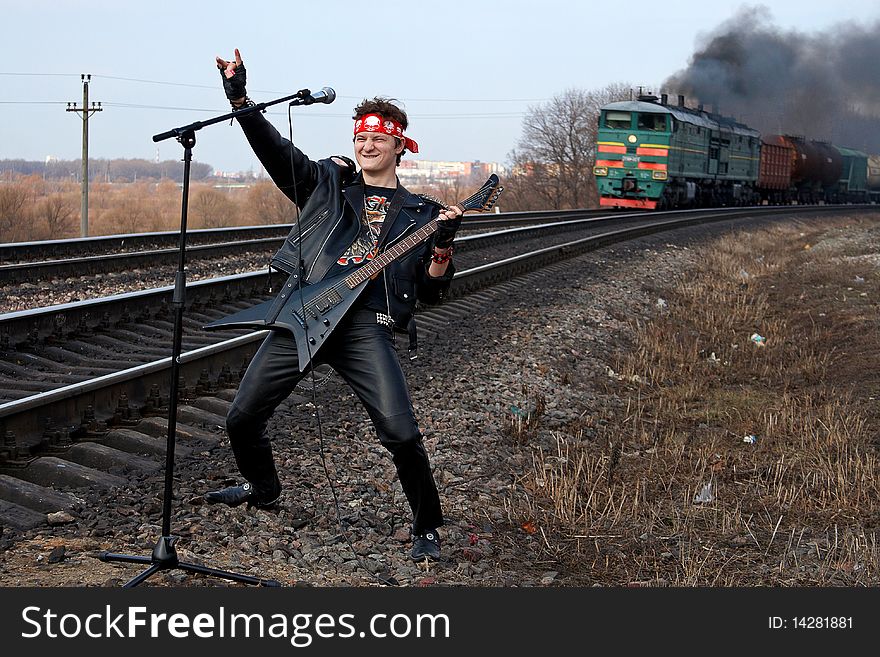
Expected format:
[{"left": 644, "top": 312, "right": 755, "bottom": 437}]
[
  {"left": 604, "top": 111, "right": 632, "bottom": 129},
  {"left": 637, "top": 113, "right": 668, "bottom": 131}
]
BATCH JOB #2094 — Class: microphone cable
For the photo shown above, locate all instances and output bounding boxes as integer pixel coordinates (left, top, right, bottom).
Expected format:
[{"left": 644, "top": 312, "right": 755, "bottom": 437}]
[{"left": 285, "top": 105, "right": 399, "bottom": 587}]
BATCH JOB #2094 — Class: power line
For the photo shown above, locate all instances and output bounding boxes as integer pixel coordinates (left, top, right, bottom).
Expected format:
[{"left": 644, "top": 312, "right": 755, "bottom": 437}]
[
  {"left": 0, "top": 72, "right": 78, "bottom": 77},
  {"left": 100, "top": 102, "right": 526, "bottom": 118},
  {"left": 92, "top": 74, "right": 547, "bottom": 101},
  {"left": 2, "top": 99, "right": 527, "bottom": 118},
  {"left": 2, "top": 71, "right": 550, "bottom": 103},
  {"left": 93, "top": 74, "right": 218, "bottom": 90},
  {"left": 103, "top": 101, "right": 221, "bottom": 112}
]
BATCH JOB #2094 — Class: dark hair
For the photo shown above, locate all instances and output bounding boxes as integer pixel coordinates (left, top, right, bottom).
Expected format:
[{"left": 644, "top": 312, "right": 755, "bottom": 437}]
[{"left": 353, "top": 96, "right": 409, "bottom": 165}]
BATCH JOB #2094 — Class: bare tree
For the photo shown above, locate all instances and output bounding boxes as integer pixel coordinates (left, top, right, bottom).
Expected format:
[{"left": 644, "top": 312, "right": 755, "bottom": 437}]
[
  {"left": 191, "top": 188, "right": 238, "bottom": 228},
  {"left": 0, "top": 179, "right": 34, "bottom": 242},
  {"left": 104, "top": 195, "right": 152, "bottom": 234},
  {"left": 38, "top": 193, "right": 76, "bottom": 238},
  {"left": 437, "top": 176, "right": 468, "bottom": 207},
  {"left": 503, "top": 156, "right": 569, "bottom": 211},
  {"left": 246, "top": 181, "right": 296, "bottom": 225},
  {"left": 509, "top": 83, "right": 632, "bottom": 210}
]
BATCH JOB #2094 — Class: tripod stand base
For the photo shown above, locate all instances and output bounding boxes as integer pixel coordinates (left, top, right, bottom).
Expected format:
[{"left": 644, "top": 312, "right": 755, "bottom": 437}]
[{"left": 98, "top": 535, "right": 281, "bottom": 587}]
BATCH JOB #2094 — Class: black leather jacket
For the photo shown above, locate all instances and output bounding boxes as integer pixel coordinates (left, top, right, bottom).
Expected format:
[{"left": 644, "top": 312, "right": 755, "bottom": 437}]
[{"left": 236, "top": 111, "right": 454, "bottom": 334}]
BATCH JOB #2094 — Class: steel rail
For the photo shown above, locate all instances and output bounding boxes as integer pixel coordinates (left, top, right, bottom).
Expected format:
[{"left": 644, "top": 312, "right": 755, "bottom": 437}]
[
  {"left": 0, "top": 207, "right": 685, "bottom": 346},
  {"left": 2, "top": 204, "right": 875, "bottom": 457},
  {"left": 0, "top": 208, "right": 610, "bottom": 264}
]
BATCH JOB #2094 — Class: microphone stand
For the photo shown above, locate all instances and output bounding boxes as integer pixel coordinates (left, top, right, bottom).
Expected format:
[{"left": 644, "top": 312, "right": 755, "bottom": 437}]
[{"left": 98, "top": 89, "right": 313, "bottom": 587}]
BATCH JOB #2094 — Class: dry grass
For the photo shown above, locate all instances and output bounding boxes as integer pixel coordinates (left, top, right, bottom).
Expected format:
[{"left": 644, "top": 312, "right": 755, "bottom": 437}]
[
  {"left": 0, "top": 176, "right": 296, "bottom": 242},
  {"left": 0, "top": 174, "right": 488, "bottom": 243},
  {"left": 512, "top": 217, "right": 880, "bottom": 585}
]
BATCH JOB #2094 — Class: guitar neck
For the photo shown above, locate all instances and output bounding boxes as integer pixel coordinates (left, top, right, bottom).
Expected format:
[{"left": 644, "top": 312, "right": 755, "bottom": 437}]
[
  {"left": 340, "top": 175, "right": 500, "bottom": 290},
  {"left": 344, "top": 219, "right": 439, "bottom": 289}
]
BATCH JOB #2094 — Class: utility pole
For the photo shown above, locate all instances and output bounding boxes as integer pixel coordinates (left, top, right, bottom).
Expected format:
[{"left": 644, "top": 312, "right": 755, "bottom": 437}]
[{"left": 66, "top": 74, "right": 102, "bottom": 237}]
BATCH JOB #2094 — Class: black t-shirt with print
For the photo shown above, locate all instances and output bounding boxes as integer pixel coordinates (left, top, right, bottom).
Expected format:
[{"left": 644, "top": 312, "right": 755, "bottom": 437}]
[{"left": 326, "top": 184, "right": 395, "bottom": 312}]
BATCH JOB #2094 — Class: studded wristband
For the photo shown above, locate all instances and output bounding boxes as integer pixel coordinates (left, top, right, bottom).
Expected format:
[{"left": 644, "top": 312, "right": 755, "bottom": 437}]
[{"left": 431, "top": 247, "right": 453, "bottom": 264}]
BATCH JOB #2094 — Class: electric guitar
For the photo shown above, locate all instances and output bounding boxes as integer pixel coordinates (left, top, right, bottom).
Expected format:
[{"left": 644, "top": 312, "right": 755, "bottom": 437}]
[{"left": 205, "top": 174, "right": 503, "bottom": 371}]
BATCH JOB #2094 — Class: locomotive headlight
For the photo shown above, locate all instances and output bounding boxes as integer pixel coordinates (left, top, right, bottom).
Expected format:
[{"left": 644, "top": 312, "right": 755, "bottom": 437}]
[
  {"left": 651, "top": 171, "right": 668, "bottom": 180},
  {"left": 627, "top": 134, "right": 637, "bottom": 143},
  {"left": 593, "top": 166, "right": 609, "bottom": 176}
]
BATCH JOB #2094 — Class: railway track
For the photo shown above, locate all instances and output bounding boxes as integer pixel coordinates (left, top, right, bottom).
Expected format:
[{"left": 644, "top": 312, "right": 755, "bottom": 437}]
[
  {"left": 0, "top": 204, "right": 875, "bottom": 531},
  {"left": 0, "top": 207, "right": 708, "bottom": 376},
  {"left": 0, "top": 208, "right": 609, "bottom": 284}
]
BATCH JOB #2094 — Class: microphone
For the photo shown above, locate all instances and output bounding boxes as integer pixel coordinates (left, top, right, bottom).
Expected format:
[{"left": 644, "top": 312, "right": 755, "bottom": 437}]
[{"left": 290, "top": 87, "right": 336, "bottom": 106}]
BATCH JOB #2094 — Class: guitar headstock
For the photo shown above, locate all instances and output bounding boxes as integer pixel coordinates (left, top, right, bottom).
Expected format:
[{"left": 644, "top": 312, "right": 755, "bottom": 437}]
[{"left": 457, "top": 173, "right": 504, "bottom": 213}]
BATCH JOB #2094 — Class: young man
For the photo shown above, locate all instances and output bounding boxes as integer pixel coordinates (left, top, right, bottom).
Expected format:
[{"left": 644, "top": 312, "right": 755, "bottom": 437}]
[{"left": 204, "top": 49, "right": 462, "bottom": 561}]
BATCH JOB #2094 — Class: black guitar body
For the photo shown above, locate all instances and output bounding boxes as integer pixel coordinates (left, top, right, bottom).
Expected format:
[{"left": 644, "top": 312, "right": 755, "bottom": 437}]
[
  {"left": 205, "top": 272, "right": 369, "bottom": 372},
  {"left": 204, "top": 297, "right": 274, "bottom": 329}
]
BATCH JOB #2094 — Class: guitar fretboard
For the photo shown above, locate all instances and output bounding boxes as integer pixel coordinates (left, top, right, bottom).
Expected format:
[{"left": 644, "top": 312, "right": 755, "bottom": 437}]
[{"left": 344, "top": 219, "right": 439, "bottom": 288}]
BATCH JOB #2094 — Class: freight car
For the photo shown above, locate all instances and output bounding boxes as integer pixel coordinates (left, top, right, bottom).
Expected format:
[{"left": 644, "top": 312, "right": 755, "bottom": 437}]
[
  {"left": 868, "top": 154, "right": 880, "bottom": 202},
  {"left": 829, "top": 145, "right": 867, "bottom": 203},
  {"left": 595, "top": 94, "right": 878, "bottom": 209},
  {"left": 756, "top": 135, "right": 792, "bottom": 205}
]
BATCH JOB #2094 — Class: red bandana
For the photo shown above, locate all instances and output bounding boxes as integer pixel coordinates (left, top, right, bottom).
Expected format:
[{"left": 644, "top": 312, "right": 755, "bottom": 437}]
[{"left": 354, "top": 113, "right": 419, "bottom": 153}]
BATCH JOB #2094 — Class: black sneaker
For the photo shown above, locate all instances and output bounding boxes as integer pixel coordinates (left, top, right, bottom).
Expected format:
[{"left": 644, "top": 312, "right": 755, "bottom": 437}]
[
  {"left": 411, "top": 529, "right": 441, "bottom": 561},
  {"left": 204, "top": 482, "right": 280, "bottom": 510}
]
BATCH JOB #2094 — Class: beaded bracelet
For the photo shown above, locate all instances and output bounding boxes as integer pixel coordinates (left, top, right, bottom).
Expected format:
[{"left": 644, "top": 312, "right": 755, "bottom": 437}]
[{"left": 431, "top": 247, "right": 453, "bottom": 265}]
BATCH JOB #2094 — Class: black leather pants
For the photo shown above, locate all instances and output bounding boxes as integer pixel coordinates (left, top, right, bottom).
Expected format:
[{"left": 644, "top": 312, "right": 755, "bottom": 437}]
[{"left": 225, "top": 309, "right": 443, "bottom": 534}]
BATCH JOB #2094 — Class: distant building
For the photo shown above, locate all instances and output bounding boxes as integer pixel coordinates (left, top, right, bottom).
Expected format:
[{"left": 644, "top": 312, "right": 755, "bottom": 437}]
[
  {"left": 397, "top": 160, "right": 506, "bottom": 185},
  {"left": 209, "top": 161, "right": 506, "bottom": 185}
]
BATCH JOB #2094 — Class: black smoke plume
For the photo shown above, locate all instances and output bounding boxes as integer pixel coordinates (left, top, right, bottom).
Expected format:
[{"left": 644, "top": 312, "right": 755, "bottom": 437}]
[{"left": 664, "top": 5, "right": 880, "bottom": 152}]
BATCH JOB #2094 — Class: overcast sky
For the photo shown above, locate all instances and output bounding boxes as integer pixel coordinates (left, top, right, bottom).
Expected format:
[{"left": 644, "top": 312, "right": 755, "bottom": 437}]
[{"left": 3, "top": 0, "right": 878, "bottom": 173}]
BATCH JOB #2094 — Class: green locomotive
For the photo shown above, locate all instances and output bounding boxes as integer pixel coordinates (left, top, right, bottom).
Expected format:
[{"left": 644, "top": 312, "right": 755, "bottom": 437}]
[
  {"left": 594, "top": 94, "right": 760, "bottom": 209},
  {"left": 595, "top": 94, "right": 880, "bottom": 208}
]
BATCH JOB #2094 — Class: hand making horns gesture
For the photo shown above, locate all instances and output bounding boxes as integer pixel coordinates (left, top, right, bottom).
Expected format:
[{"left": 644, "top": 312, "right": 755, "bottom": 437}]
[{"left": 215, "top": 47, "right": 243, "bottom": 78}]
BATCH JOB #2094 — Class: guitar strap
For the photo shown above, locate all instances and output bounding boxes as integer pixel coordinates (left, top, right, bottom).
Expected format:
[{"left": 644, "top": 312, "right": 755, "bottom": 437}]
[
  {"left": 373, "top": 183, "right": 409, "bottom": 252},
  {"left": 374, "top": 184, "right": 418, "bottom": 359}
]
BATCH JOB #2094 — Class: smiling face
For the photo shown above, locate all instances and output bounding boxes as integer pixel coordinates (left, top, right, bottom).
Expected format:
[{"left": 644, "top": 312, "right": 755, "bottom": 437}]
[{"left": 354, "top": 131, "right": 404, "bottom": 178}]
